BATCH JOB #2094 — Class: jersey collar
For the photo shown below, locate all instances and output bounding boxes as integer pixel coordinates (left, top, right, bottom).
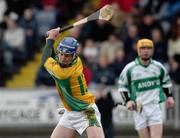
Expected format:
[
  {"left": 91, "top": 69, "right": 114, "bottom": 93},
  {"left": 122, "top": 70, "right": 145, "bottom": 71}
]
[
  {"left": 54, "top": 55, "right": 78, "bottom": 68},
  {"left": 135, "top": 57, "right": 152, "bottom": 68}
]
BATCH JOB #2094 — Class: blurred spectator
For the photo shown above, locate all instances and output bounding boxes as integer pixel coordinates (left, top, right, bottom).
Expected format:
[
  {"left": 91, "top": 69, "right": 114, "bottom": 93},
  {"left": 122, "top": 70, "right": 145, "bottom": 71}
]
[
  {"left": 42, "top": 0, "right": 57, "bottom": 8},
  {"left": 123, "top": 24, "right": 139, "bottom": 61},
  {"left": 2, "top": 12, "right": 26, "bottom": 74},
  {"left": 117, "top": 13, "right": 137, "bottom": 41},
  {"left": 140, "top": 0, "right": 180, "bottom": 33},
  {"left": 111, "top": 3, "right": 125, "bottom": 29},
  {"left": 0, "top": 1, "right": 7, "bottom": 85},
  {"left": 138, "top": 12, "right": 162, "bottom": 38},
  {"left": 35, "top": 5, "right": 57, "bottom": 41},
  {"left": 100, "top": 33, "right": 124, "bottom": 64},
  {"left": 98, "top": 0, "right": 139, "bottom": 13},
  {"left": 0, "top": 0, "right": 179, "bottom": 91},
  {"left": 96, "top": 85, "right": 115, "bottom": 138},
  {"left": 169, "top": 54, "right": 180, "bottom": 84},
  {"left": 79, "top": 21, "right": 94, "bottom": 43},
  {"left": 87, "top": 20, "right": 115, "bottom": 42},
  {"left": 6, "top": 0, "right": 33, "bottom": 16},
  {"left": 19, "top": 7, "right": 38, "bottom": 59},
  {"left": 83, "top": 39, "right": 98, "bottom": 67},
  {"left": 56, "top": 0, "right": 87, "bottom": 27},
  {"left": 35, "top": 67, "right": 55, "bottom": 87},
  {"left": 92, "top": 55, "right": 116, "bottom": 85},
  {"left": 140, "top": 0, "right": 169, "bottom": 21},
  {"left": 56, "top": 1, "right": 71, "bottom": 26},
  {"left": 151, "top": 28, "right": 168, "bottom": 63},
  {"left": 130, "top": 3, "right": 143, "bottom": 22},
  {"left": 69, "top": 25, "right": 82, "bottom": 42},
  {"left": 111, "top": 47, "right": 126, "bottom": 78},
  {"left": 163, "top": 0, "right": 180, "bottom": 20},
  {"left": 0, "top": 44, "right": 6, "bottom": 85},
  {"left": 168, "top": 16, "right": 180, "bottom": 58},
  {"left": 0, "top": 0, "right": 7, "bottom": 25}
]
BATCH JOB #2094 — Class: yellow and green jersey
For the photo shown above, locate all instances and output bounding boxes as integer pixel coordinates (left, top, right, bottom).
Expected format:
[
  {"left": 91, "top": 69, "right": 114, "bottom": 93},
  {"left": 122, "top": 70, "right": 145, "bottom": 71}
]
[{"left": 44, "top": 56, "right": 95, "bottom": 111}]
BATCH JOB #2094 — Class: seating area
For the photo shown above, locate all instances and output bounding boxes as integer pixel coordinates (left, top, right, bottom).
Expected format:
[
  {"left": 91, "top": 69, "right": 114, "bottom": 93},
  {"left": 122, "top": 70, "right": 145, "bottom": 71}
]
[{"left": 1, "top": 0, "right": 180, "bottom": 87}]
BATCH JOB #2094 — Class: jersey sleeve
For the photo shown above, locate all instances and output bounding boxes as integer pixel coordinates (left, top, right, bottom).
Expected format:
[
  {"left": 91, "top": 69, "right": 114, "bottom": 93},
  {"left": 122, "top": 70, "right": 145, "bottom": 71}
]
[
  {"left": 161, "top": 65, "right": 172, "bottom": 88},
  {"left": 44, "top": 57, "right": 58, "bottom": 78},
  {"left": 44, "top": 57, "right": 81, "bottom": 80},
  {"left": 118, "top": 66, "right": 130, "bottom": 93},
  {"left": 41, "top": 39, "right": 54, "bottom": 66}
]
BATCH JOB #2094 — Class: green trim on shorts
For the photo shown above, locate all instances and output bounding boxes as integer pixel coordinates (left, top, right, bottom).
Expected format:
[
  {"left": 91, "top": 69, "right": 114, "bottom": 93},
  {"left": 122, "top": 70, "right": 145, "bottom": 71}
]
[{"left": 84, "top": 107, "right": 100, "bottom": 127}]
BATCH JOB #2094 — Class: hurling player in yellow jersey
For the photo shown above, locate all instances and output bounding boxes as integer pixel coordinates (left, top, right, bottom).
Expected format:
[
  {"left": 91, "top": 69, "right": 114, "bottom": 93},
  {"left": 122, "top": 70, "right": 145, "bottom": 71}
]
[{"left": 41, "top": 27, "right": 104, "bottom": 138}]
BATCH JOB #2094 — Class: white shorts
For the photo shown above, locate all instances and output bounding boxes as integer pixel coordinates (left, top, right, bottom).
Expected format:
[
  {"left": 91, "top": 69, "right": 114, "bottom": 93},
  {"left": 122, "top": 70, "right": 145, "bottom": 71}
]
[
  {"left": 133, "top": 102, "right": 162, "bottom": 130},
  {"left": 58, "top": 103, "right": 102, "bottom": 135}
]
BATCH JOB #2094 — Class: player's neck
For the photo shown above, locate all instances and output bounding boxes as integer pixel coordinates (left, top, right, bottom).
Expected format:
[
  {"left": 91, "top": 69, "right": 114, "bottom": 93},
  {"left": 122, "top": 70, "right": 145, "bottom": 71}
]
[{"left": 140, "top": 58, "right": 150, "bottom": 66}]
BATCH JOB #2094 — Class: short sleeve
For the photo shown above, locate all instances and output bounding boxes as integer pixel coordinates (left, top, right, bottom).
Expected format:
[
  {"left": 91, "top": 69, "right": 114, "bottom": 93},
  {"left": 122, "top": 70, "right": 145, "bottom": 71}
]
[
  {"left": 118, "top": 66, "right": 130, "bottom": 93},
  {"left": 161, "top": 65, "right": 172, "bottom": 88},
  {"left": 44, "top": 57, "right": 57, "bottom": 78}
]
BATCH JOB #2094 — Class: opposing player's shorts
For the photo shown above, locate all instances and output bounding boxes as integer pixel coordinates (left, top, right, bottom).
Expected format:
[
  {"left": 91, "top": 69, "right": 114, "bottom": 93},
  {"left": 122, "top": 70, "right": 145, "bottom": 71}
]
[
  {"left": 133, "top": 102, "right": 162, "bottom": 130},
  {"left": 58, "top": 103, "right": 102, "bottom": 135}
]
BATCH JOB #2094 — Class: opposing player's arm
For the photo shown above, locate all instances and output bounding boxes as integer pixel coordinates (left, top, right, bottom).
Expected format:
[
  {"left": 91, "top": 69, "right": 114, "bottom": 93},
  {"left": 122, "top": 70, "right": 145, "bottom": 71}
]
[
  {"left": 118, "top": 65, "right": 132, "bottom": 105},
  {"left": 159, "top": 62, "right": 172, "bottom": 87},
  {"left": 118, "top": 91, "right": 142, "bottom": 113},
  {"left": 121, "top": 91, "right": 131, "bottom": 103},
  {"left": 163, "top": 88, "right": 173, "bottom": 98},
  {"left": 158, "top": 63, "right": 173, "bottom": 98}
]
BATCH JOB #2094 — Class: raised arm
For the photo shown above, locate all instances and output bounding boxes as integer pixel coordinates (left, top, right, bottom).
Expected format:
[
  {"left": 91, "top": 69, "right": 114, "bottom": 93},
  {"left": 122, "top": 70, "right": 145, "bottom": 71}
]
[{"left": 41, "top": 27, "right": 60, "bottom": 66}]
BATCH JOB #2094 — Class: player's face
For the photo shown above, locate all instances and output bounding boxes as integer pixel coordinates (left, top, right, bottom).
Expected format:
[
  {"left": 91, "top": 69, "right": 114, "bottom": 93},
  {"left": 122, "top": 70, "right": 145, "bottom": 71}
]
[
  {"left": 58, "top": 52, "right": 74, "bottom": 65},
  {"left": 138, "top": 46, "right": 153, "bottom": 61}
]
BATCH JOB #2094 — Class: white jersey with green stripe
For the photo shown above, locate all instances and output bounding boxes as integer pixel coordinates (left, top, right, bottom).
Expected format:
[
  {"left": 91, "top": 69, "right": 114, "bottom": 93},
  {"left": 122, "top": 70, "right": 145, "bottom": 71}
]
[{"left": 118, "top": 57, "right": 172, "bottom": 105}]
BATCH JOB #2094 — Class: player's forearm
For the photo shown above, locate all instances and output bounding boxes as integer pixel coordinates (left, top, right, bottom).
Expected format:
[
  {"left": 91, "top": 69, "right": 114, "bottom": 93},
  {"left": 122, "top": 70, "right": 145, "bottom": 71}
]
[
  {"left": 41, "top": 39, "right": 54, "bottom": 66},
  {"left": 163, "top": 88, "right": 173, "bottom": 97}
]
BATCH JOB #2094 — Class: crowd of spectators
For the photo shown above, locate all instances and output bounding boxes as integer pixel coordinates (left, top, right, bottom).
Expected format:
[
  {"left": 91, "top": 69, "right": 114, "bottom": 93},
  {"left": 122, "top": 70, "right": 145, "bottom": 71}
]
[
  {"left": 1, "top": 0, "right": 180, "bottom": 88},
  {"left": 0, "top": 0, "right": 87, "bottom": 86},
  {"left": 34, "top": 0, "right": 180, "bottom": 88}
]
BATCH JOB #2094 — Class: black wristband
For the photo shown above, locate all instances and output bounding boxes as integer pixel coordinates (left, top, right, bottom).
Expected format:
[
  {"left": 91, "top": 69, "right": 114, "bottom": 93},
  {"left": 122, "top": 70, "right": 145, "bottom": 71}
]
[
  {"left": 165, "top": 93, "right": 173, "bottom": 97},
  {"left": 163, "top": 88, "right": 173, "bottom": 97},
  {"left": 121, "top": 91, "right": 131, "bottom": 103},
  {"left": 125, "top": 97, "right": 131, "bottom": 103}
]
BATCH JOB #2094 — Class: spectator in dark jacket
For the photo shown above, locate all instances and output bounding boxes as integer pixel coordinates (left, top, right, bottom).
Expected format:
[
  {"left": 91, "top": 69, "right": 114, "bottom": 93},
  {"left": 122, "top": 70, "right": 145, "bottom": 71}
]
[
  {"left": 169, "top": 54, "right": 180, "bottom": 84},
  {"left": 96, "top": 85, "right": 115, "bottom": 138}
]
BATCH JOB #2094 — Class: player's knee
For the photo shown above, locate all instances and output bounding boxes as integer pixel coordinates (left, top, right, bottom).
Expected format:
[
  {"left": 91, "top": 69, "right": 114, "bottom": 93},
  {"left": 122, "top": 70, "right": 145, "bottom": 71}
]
[
  {"left": 86, "top": 129, "right": 104, "bottom": 138},
  {"left": 150, "top": 135, "right": 162, "bottom": 138},
  {"left": 87, "top": 135, "right": 104, "bottom": 138}
]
